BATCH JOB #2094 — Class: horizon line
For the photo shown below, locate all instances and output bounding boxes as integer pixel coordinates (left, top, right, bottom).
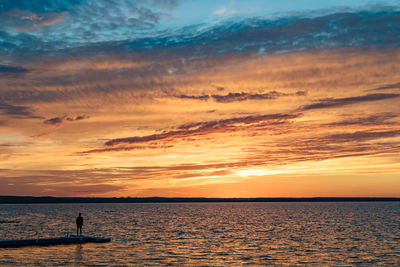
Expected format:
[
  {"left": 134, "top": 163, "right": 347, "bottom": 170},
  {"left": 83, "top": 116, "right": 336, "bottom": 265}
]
[{"left": 1, "top": 196, "right": 400, "bottom": 204}]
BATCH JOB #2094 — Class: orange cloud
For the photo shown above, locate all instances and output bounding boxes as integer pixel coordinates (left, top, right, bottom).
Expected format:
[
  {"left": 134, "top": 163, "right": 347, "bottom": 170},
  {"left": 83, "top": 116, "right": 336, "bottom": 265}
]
[{"left": 13, "top": 12, "right": 66, "bottom": 31}]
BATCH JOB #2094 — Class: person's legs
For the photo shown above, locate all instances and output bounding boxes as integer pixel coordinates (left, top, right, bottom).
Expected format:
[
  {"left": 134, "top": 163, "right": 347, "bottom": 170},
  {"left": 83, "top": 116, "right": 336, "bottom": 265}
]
[{"left": 77, "top": 226, "right": 79, "bottom": 235}]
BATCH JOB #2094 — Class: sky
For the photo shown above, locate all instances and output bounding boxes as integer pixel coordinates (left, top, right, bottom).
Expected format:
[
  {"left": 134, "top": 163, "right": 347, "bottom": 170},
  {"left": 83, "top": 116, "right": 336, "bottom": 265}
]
[{"left": 1, "top": 0, "right": 400, "bottom": 197}]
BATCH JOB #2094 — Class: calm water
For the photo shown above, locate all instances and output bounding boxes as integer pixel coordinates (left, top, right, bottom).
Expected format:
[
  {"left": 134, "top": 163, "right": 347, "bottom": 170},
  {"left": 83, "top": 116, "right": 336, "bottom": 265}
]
[{"left": 0, "top": 202, "right": 400, "bottom": 266}]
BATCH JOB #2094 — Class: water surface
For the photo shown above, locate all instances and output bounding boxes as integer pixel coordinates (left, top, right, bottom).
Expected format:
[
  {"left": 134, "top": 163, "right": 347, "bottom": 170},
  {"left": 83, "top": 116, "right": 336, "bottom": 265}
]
[{"left": 1, "top": 202, "right": 399, "bottom": 266}]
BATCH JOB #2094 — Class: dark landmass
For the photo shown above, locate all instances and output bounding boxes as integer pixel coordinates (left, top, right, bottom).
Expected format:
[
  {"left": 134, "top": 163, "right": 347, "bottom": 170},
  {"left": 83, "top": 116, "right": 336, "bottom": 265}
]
[{"left": 0, "top": 196, "right": 399, "bottom": 204}]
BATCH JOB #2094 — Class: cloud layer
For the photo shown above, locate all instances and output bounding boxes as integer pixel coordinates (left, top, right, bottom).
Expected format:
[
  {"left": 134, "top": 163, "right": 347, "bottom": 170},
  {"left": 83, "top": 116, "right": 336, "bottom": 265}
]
[{"left": 1, "top": 2, "right": 400, "bottom": 197}]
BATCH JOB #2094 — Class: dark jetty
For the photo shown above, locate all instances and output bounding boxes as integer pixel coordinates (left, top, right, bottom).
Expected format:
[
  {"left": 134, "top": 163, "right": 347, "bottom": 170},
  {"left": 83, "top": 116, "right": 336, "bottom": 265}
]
[{"left": 0, "top": 235, "right": 111, "bottom": 248}]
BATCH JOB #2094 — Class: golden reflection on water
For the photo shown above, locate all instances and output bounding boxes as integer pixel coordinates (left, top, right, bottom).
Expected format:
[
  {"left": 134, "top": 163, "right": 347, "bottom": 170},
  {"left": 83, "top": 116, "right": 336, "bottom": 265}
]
[{"left": 74, "top": 244, "right": 83, "bottom": 263}]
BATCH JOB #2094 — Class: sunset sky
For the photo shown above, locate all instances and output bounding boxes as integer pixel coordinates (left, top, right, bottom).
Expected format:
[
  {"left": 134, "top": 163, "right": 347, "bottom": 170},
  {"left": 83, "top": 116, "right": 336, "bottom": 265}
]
[{"left": 1, "top": 0, "right": 400, "bottom": 197}]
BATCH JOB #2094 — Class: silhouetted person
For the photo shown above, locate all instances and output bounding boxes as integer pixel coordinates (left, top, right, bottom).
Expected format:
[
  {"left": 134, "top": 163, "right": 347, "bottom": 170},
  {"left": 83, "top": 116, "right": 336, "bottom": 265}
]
[{"left": 76, "top": 213, "right": 83, "bottom": 235}]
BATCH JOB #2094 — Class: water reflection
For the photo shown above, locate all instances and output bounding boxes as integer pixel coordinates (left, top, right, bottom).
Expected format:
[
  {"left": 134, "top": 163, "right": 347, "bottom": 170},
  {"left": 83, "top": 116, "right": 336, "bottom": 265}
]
[{"left": 74, "top": 244, "right": 83, "bottom": 263}]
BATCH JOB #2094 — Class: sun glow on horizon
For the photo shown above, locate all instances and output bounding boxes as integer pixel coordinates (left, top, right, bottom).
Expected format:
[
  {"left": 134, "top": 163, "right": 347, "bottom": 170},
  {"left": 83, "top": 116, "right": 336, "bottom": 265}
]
[{"left": 235, "top": 168, "right": 291, "bottom": 177}]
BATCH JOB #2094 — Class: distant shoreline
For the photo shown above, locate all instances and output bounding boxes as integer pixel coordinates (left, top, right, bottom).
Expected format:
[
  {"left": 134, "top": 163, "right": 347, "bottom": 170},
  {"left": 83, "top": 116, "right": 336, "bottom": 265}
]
[{"left": 1, "top": 196, "right": 399, "bottom": 204}]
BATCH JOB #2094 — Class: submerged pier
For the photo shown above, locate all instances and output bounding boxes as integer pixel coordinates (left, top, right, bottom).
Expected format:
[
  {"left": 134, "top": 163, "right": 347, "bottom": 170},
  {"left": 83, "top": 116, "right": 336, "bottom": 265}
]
[{"left": 0, "top": 235, "right": 111, "bottom": 248}]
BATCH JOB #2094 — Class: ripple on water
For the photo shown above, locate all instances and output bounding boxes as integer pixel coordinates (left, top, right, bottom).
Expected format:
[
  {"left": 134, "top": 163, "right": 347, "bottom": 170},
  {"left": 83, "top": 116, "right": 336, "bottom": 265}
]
[{"left": 0, "top": 202, "right": 400, "bottom": 266}]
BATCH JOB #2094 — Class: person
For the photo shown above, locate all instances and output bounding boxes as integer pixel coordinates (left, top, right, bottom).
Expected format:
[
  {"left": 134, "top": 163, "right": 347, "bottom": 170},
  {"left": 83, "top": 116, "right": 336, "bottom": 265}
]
[{"left": 76, "top": 213, "right": 83, "bottom": 235}]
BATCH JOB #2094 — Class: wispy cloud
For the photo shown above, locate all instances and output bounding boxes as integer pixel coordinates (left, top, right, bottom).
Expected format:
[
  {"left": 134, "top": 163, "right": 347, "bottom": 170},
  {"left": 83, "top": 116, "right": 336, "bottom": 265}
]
[
  {"left": 2, "top": 9, "right": 400, "bottom": 58},
  {"left": 13, "top": 12, "right": 67, "bottom": 31},
  {"left": 322, "top": 129, "right": 400, "bottom": 143},
  {"left": 327, "top": 113, "right": 397, "bottom": 126},
  {"left": 43, "top": 116, "right": 64, "bottom": 126},
  {"left": 43, "top": 115, "right": 89, "bottom": 126},
  {"left": 0, "top": 168, "right": 127, "bottom": 196},
  {"left": 372, "top": 82, "right": 400, "bottom": 91},
  {"left": 0, "top": 102, "right": 41, "bottom": 119},
  {"left": 65, "top": 115, "right": 89, "bottom": 121},
  {"left": 0, "top": 64, "right": 29, "bottom": 75},
  {"left": 81, "top": 113, "right": 299, "bottom": 153},
  {"left": 177, "top": 91, "right": 306, "bottom": 103},
  {"left": 299, "top": 93, "right": 400, "bottom": 111}
]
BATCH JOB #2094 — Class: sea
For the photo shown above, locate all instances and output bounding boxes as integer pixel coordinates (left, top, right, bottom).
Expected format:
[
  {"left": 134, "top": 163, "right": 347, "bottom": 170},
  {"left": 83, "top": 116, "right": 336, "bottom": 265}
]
[{"left": 0, "top": 202, "right": 400, "bottom": 266}]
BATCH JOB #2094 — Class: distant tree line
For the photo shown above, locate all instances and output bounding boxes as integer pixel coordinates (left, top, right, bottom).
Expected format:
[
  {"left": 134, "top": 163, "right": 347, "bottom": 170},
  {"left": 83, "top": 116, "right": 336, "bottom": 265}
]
[{"left": 0, "top": 196, "right": 399, "bottom": 204}]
